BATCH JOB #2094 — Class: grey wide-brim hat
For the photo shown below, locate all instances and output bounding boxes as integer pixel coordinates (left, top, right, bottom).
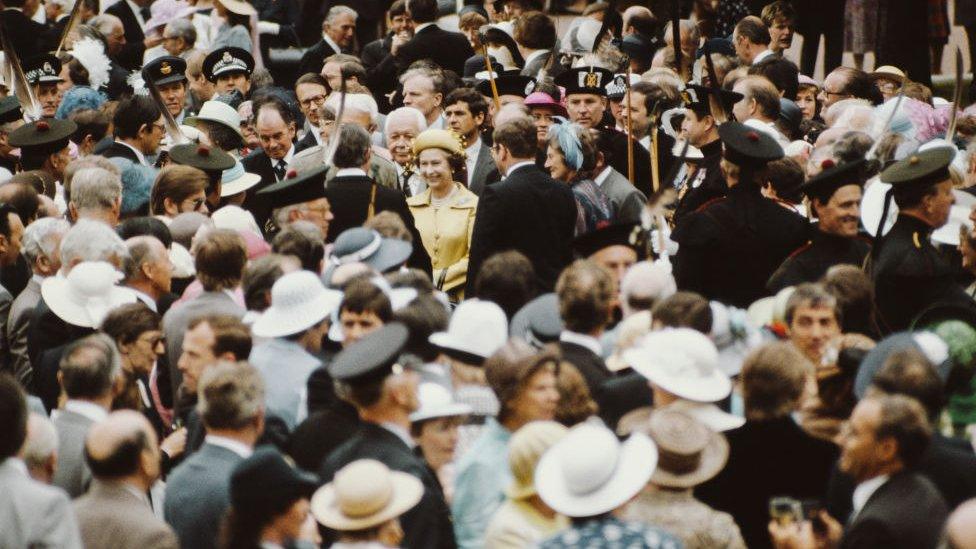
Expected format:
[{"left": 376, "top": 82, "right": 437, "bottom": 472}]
[{"left": 327, "top": 227, "right": 412, "bottom": 274}]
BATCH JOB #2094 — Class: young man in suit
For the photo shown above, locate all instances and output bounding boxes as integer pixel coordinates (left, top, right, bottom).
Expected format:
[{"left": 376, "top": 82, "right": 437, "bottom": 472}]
[
  {"left": 444, "top": 88, "right": 498, "bottom": 196},
  {"left": 165, "top": 362, "right": 266, "bottom": 549},
  {"left": 102, "top": 95, "right": 165, "bottom": 167},
  {"left": 0, "top": 375, "right": 82, "bottom": 549},
  {"left": 467, "top": 116, "right": 577, "bottom": 294},
  {"left": 297, "top": 5, "right": 356, "bottom": 77},
  {"left": 74, "top": 411, "right": 179, "bottom": 549},
  {"left": 555, "top": 260, "right": 614, "bottom": 397},
  {"left": 242, "top": 95, "right": 298, "bottom": 230},
  {"left": 770, "top": 394, "right": 948, "bottom": 549},
  {"left": 361, "top": 0, "right": 413, "bottom": 112},
  {"left": 323, "top": 124, "right": 432, "bottom": 274},
  {"left": 321, "top": 323, "right": 456, "bottom": 549}
]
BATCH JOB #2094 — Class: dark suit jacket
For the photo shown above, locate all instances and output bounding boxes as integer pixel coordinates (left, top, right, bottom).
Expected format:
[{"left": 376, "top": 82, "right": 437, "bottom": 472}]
[
  {"left": 101, "top": 141, "right": 142, "bottom": 164},
  {"left": 0, "top": 8, "right": 46, "bottom": 61},
  {"left": 164, "top": 443, "right": 245, "bottom": 549},
  {"left": 319, "top": 422, "right": 457, "bottom": 549},
  {"left": 297, "top": 39, "right": 337, "bottom": 80},
  {"left": 395, "top": 24, "right": 473, "bottom": 75},
  {"left": 294, "top": 129, "right": 319, "bottom": 154},
  {"left": 696, "top": 417, "right": 839, "bottom": 549},
  {"left": 362, "top": 35, "right": 394, "bottom": 112},
  {"left": 41, "top": 15, "right": 69, "bottom": 53},
  {"left": 839, "top": 472, "right": 947, "bottom": 549},
  {"left": 468, "top": 140, "right": 499, "bottom": 197},
  {"left": 826, "top": 434, "right": 976, "bottom": 520},
  {"left": 241, "top": 148, "right": 288, "bottom": 232},
  {"left": 288, "top": 399, "right": 361, "bottom": 472},
  {"left": 557, "top": 341, "right": 611, "bottom": 399},
  {"left": 27, "top": 297, "right": 95, "bottom": 411},
  {"left": 105, "top": 0, "right": 146, "bottom": 71},
  {"left": 467, "top": 163, "right": 577, "bottom": 294},
  {"left": 324, "top": 174, "right": 432, "bottom": 274}
]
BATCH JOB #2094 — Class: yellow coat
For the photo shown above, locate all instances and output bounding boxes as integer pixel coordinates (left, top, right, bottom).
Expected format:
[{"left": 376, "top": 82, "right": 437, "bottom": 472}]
[{"left": 407, "top": 183, "right": 478, "bottom": 298}]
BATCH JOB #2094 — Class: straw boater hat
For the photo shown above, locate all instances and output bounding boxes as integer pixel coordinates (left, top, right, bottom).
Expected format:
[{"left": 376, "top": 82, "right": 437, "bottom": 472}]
[
  {"left": 251, "top": 270, "right": 342, "bottom": 339},
  {"left": 535, "top": 422, "right": 657, "bottom": 517},
  {"left": 312, "top": 459, "right": 423, "bottom": 531},
  {"left": 622, "top": 409, "right": 729, "bottom": 489},
  {"left": 41, "top": 262, "right": 137, "bottom": 328}
]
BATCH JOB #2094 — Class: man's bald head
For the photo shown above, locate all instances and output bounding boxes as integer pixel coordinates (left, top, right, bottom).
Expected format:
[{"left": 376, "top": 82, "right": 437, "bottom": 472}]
[
  {"left": 84, "top": 410, "right": 159, "bottom": 484},
  {"left": 947, "top": 499, "right": 976, "bottom": 549}
]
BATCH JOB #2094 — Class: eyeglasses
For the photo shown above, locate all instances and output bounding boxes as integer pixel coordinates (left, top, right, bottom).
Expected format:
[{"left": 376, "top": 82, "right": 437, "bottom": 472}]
[
  {"left": 300, "top": 94, "right": 327, "bottom": 108},
  {"left": 152, "top": 123, "right": 166, "bottom": 133},
  {"left": 821, "top": 89, "right": 847, "bottom": 97}
]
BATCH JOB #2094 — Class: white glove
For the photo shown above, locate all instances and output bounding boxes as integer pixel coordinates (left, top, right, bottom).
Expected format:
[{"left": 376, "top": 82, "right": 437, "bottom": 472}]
[
  {"left": 651, "top": 225, "right": 679, "bottom": 257},
  {"left": 257, "top": 21, "right": 280, "bottom": 35}
]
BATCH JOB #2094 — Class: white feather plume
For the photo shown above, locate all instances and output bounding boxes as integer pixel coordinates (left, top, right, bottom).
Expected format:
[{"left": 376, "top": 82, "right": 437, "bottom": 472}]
[
  {"left": 70, "top": 37, "right": 111, "bottom": 91},
  {"left": 127, "top": 71, "right": 148, "bottom": 95}
]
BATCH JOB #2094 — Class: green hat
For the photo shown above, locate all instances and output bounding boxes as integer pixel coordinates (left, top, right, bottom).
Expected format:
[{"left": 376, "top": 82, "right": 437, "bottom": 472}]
[
  {"left": 717, "top": 121, "right": 783, "bottom": 168},
  {"left": 554, "top": 66, "right": 614, "bottom": 97},
  {"left": 169, "top": 143, "right": 235, "bottom": 174},
  {"left": 800, "top": 158, "right": 867, "bottom": 203},
  {"left": 256, "top": 164, "right": 328, "bottom": 209},
  {"left": 8, "top": 119, "right": 76, "bottom": 156},
  {"left": 0, "top": 97, "right": 23, "bottom": 125},
  {"left": 329, "top": 322, "right": 410, "bottom": 384},
  {"left": 142, "top": 55, "right": 187, "bottom": 87},
  {"left": 880, "top": 147, "right": 954, "bottom": 194}
]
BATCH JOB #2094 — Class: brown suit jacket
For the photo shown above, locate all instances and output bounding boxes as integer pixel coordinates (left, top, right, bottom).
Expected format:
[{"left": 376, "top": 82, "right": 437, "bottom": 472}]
[{"left": 73, "top": 480, "right": 178, "bottom": 549}]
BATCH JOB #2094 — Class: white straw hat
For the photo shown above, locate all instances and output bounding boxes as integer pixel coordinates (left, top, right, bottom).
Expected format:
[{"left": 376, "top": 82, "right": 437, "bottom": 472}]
[
  {"left": 185, "top": 100, "right": 244, "bottom": 138},
  {"left": 219, "top": 160, "right": 262, "bottom": 197},
  {"left": 312, "top": 459, "right": 423, "bottom": 531},
  {"left": 215, "top": 0, "right": 256, "bottom": 16},
  {"left": 623, "top": 328, "right": 731, "bottom": 403},
  {"left": 535, "top": 422, "right": 657, "bottom": 518},
  {"left": 41, "top": 262, "right": 137, "bottom": 328},
  {"left": 252, "top": 271, "right": 342, "bottom": 338},
  {"left": 428, "top": 299, "right": 508, "bottom": 364},
  {"left": 409, "top": 383, "right": 472, "bottom": 423}
]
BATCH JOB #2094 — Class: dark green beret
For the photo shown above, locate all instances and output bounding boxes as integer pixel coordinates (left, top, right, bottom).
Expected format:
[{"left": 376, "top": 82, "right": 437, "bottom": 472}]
[
  {"left": 0, "top": 97, "right": 23, "bottom": 125},
  {"left": 572, "top": 222, "right": 647, "bottom": 259},
  {"left": 169, "top": 143, "right": 235, "bottom": 173},
  {"left": 8, "top": 119, "right": 76, "bottom": 156},
  {"left": 880, "top": 147, "right": 954, "bottom": 193},
  {"left": 718, "top": 121, "right": 783, "bottom": 168},
  {"left": 256, "top": 164, "right": 329, "bottom": 209},
  {"left": 800, "top": 158, "right": 867, "bottom": 202}
]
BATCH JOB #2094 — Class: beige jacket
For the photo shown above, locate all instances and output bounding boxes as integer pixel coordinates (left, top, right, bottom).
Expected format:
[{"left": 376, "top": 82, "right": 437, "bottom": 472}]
[{"left": 407, "top": 183, "right": 478, "bottom": 297}]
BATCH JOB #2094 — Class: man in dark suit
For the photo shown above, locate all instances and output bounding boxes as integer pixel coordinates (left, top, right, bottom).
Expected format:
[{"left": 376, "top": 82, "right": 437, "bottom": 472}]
[
  {"left": 361, "top": 0, "right": 413, "bottom": 113},
  {"left": 826, "top": 350, "right": 976, "bottom": 518},
  {"left": 444, "top": 88, "right": 498, "bottom": 196},
  {"left": 297, "top": 5, "right": 355, "bottom": 78},
  {"left": 467, "top": 116, "right": 577, "bottom": 294},
  {"left": 0, "top": 0, "right": 47, "bottom": 61},
  {"left": 105, "top": 0, "right": 152, "bottom": 71},
  {"left": 165, "top": 362, "right": 265, "bottom": 549},
  {"left": 323, "top": 124, "right": 432, "bottom": 275},
  {"left": 321, "top": 323, "right": 456, "bottom": 549},
  {"left": 697, "top": 342, "right": 838, "bottom": 549},
  {"left": 555, "top": 260, "right": 613, "bottom": 398},
  {"left": 514, "top": 10, "right": 565, "bottom": 80},
  {"left": 242, "top": 95, "right": 299, "bottom": 232},
  {"left": 101, "top": 95, "right": 165, "bottom": 167},
  {"left": 770, "top": 394, "right": 948, "bottom": 549}
]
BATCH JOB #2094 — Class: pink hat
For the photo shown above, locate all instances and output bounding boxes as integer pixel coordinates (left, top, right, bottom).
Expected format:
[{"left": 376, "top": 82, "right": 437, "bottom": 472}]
[
  {"left": 524, "top": 92, "right": 568, "bottom": 118},
  {"left": 145, "top": 0, "right": 197, "bottom": 31}
]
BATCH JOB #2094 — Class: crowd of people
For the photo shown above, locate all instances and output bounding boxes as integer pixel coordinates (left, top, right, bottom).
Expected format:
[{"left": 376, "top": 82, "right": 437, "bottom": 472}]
[{"left": 2, "top": 0, "right": 976, "bottom": 548}]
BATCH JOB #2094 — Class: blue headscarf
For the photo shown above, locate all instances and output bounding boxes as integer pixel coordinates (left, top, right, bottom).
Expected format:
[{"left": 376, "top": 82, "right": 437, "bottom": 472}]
[{"left": 546, "top": 117, "right": 584, "bottom": 171}]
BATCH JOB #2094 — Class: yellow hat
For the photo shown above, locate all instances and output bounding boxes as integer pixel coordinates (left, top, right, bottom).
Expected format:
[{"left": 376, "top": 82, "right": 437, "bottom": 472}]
[
  {"left": 505, "top": 421, "right": 568, "bottom": 500},
  {"left": 412, "top": 128, "right": 466, "bottom": 157}
]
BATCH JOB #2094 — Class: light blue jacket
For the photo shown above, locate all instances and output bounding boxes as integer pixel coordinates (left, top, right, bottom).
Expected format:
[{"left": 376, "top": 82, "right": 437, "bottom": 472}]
[{"left": 451, "top": 417, "right": 512, "bottom": 549}]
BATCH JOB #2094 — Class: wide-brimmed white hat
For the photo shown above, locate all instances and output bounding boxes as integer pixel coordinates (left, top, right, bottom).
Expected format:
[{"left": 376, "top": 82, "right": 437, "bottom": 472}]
[
  {"left": 185, "top": 100, "right": 244, "bottom": 138},
  {"left": 428, "top": 299, "right": 508, "bottom": 364},
  {"left": 215, "top": 0, "right": 256, "bottom": 16},
  {"left": 535, "top": 422, "right": 657, "bottom": 518},
  {"left": 252, "top": 271, "right": 342, "bottom": 338},
  {"left": 41, "top": 261, "right": 137, "bottom": 328},
  {"left": 933, "top": 190, "right": 976, "bottom": 246},
  {"left": 623, "top": 328, "right": 731, "bottom": 403},
  {"left": 145, "top": 0, "right": 198, "bottom": 31},
  {"left": 409, "top": 383, "right": 472, "bottom": 423},
  {"left": 220, "top": 160, "right": 262, "bottom": 197},
  {"left": 312, "top": 459, "right": 423, "bottom": 531}
]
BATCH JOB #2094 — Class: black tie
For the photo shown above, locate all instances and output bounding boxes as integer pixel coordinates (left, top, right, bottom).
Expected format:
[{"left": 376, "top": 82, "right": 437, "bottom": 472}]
[
  {"left": 273, "top": 160, "right": 287, "bottom": 181},
  {"left": 139, "top": 5, "right": 152, "bottom": 22},
  {"left": 401, "top": 170, "right": 413, "bottom": 197}
]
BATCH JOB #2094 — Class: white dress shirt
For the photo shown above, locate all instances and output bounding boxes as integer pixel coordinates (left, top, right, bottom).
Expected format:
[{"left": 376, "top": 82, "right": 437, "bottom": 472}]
[
  {"left": 594, "top": 166, "right": 612, "bottom": 187},
  {"left": 559, "top": 330, "right": 602, "bottom": 356},
  {"left": 335, "top": 168, "right": 368, "bottom": 178},
  {"left": 852, "top": 475, "right": 890, "bottom": 518},
  {"left": 752, "top": 48, "right": 774, "bottom": 65},
  {"left": 380, "top": 421, "right": 416, "bottom": 448},
  {"left": 131, "top": 289, "right": 157, "bottom": 312},
  {"left": 117, "top": 140, "right": 149, "bottom": 166},
  {"left": 322, "top": 31, "right": 342, "bottom": 54},
  {"left": 505, "top": 160, "right": 535, "bottom": 177}
]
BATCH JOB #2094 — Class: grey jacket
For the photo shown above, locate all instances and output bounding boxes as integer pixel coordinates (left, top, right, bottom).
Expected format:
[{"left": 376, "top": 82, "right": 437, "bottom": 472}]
[
  {"left": 0, "top": 458, "right": 82, "bottom": 549},
  {"left": 250, "top": 338, "right": 320, "bottom": 430},
  {"left": 598, "top": 167, "right": 647, "bottom": 224},
  {"left": 52, "top": 408, "right": 97, "bottom": 497},
  {"left": 468, "top": 139, "right": 499, "bottom": 197},
  {"left": 164, "top": 442, "right": 245, "bottom": 549},
  {"left": 7, "top": 277, "right": 41, "bottom": 386}
]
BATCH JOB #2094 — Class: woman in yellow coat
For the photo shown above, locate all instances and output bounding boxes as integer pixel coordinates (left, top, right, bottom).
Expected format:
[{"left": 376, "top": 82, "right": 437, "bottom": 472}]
[{"left": 407, "top": 129, "right": 478, "bottom": 302}]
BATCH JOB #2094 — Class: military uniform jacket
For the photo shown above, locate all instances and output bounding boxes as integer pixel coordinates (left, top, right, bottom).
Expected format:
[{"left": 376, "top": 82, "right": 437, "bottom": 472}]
[
  {"left": 319, "top": 422, "right": 457, "bottom": 549},
  {"left": 671, "top": 182, "right": 809, "bottom": 308},
  {"left": 767, "top": 224, "right": 872, "bottom": 293},
  {"left": 871, "top": 214, "right": 974, "bottom": 333},
  {"left": 673, "top": 139, "right": 725, "bottom": 224}
]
